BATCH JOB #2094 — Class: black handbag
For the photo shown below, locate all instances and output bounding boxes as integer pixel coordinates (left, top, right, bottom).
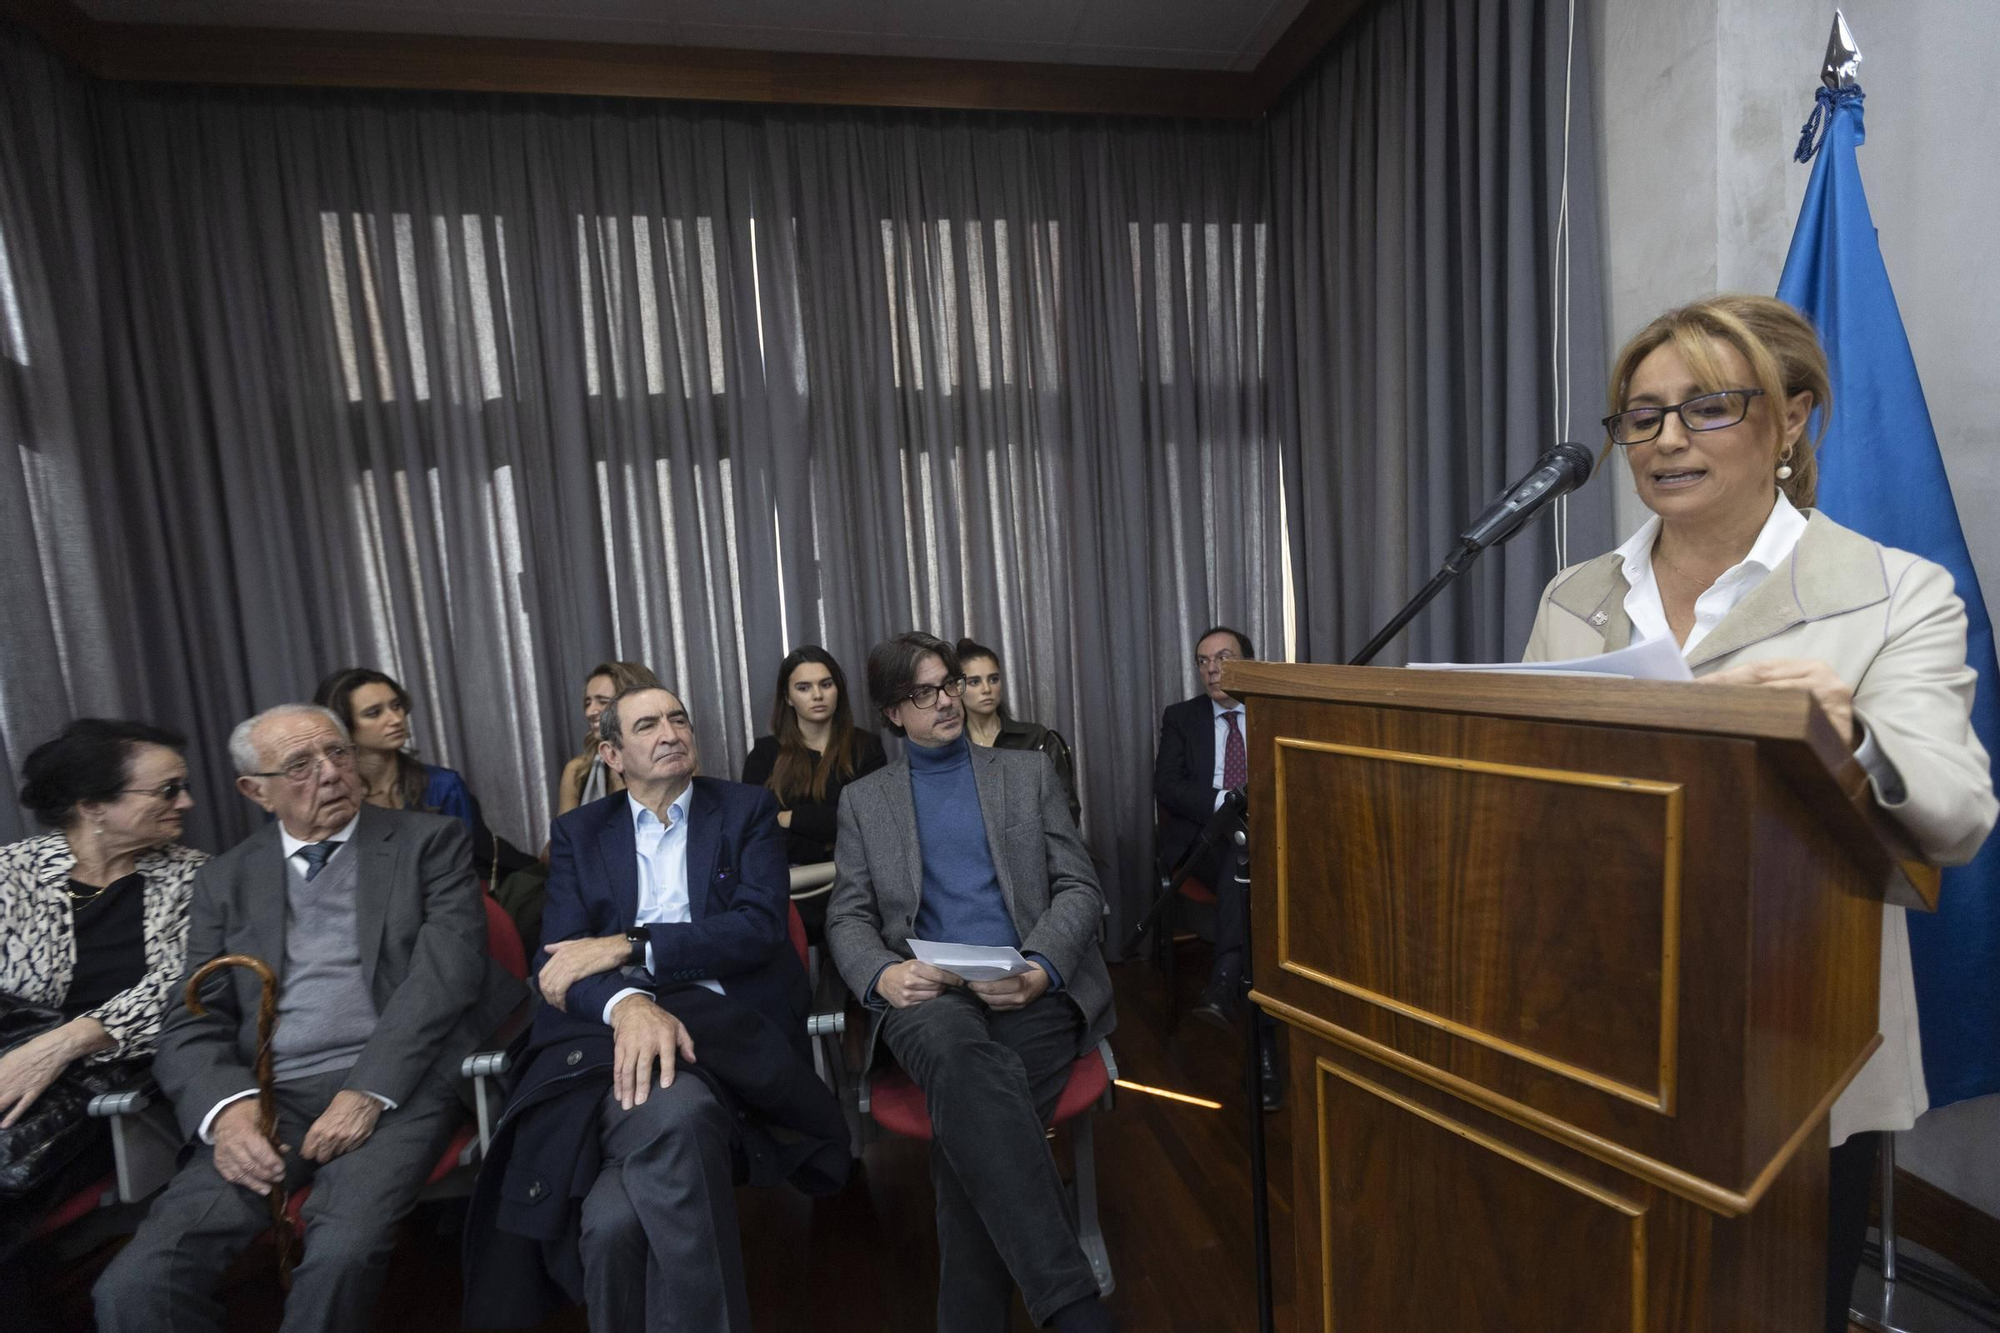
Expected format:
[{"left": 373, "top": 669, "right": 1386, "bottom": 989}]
[{"left": 0, "top": 994, "right": 154, "bottom": 1199}]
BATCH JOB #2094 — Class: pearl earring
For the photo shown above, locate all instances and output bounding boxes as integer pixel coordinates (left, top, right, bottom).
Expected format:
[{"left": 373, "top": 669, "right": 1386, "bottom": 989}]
[{"left": 1776, "top": 453, "right": 1795, "bottom": 481}]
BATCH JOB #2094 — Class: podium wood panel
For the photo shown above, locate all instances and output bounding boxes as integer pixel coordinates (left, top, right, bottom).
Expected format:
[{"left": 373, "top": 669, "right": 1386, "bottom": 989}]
[
  {"left": 1288, "top": 1030, "right": 1827, "bottom": 1332},
  {"left": 1273, "top": 736, "right": 1685, "bottom": 1110}
]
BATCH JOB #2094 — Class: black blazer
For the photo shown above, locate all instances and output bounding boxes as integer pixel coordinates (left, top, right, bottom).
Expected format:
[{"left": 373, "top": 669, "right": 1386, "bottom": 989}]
[
  {"left": 738, "top": 730, "right": 888, "bottom": 865},
  {"left": 1153, "top": 694, "right": 1222, "bottom": 873},
  {"left": 536, "top": 777, "right": 808, "bottom": 1045}
]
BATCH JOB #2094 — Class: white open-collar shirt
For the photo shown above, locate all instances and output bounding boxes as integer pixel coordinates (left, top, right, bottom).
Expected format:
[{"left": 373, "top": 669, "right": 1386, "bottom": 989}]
[
  {"left": 603, "top": 787, "right": 724, "bottom": 1023},
  {"left": 1616, "top": 491, "right": 1900, "bottom": 795}
]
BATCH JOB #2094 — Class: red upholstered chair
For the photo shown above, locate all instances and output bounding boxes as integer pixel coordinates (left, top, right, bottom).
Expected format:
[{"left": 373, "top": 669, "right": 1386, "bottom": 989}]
[
  {"left": 29, "top": 1173, "right": 117, "bottom": 1243},
  {"left": 1154, "top": 804, "right": 1221, "bottom": 1032},
  {"left": 859, "top": 1038, "right": 1119, "bottom": 1296},
  {"left": 787, "top": 900, "right": 809, "bottom": 969}
]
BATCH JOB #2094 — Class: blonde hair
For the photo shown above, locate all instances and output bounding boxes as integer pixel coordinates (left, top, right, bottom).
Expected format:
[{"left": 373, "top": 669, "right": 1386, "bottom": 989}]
[{"left": 1606, "top": 294, "right": 1831, "bottom": 509}]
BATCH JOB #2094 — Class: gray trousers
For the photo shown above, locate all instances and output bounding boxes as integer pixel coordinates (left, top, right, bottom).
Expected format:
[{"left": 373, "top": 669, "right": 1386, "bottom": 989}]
[
  {"left": 880, "top": 988, "right": 1100, "bottom": 1332},
  {"left": 92, "top": 1068, "right": 459, "bottom": 1333},
  {"left": 579, "top": 1077, "right": 745, "bottom": 1333}
]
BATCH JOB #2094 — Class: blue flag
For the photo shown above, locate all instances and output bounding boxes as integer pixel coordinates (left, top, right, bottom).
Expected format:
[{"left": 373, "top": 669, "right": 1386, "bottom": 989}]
[{"left": 1777, "top": 85, "right": 2000, "bottom": 1106}]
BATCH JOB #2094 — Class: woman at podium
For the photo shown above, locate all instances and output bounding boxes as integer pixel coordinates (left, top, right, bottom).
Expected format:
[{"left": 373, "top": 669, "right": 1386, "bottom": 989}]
[{"left": 1523, "top": 293, "right": 1997, "bottom": 1333}]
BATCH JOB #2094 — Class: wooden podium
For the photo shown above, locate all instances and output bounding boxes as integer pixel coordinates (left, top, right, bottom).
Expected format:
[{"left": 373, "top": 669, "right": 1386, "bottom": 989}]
[{"left": 1224, "top": 662, "right": 1935, "bottom": 1333}]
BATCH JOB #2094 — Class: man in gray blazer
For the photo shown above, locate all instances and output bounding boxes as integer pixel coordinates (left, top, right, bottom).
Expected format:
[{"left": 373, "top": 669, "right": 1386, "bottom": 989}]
[
  {"left": 826, "top": 632, "right": 1117, "bottom": 1333},
  {"left": 95, "top": 703, "right": 522, "bottom": 1333}
]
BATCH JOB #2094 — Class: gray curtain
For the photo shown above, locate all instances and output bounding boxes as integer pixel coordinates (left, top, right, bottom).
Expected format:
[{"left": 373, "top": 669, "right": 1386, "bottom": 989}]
[
  {"left": 1268, "top": 0, "right": 1615, "bottom": 664},
  {"left": 0, "top": 21, "right": 1279, "bottom": 942},
  {"left": 1, "top": 0, "right": 1606, "bottom": 940}
]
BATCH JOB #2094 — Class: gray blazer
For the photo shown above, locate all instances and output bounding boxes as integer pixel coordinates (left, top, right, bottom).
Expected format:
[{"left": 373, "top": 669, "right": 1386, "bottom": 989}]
[
  {"left": 154, "top": 805, "right": 525, "bottom": 1142},
  {"left": 826, "top": 745, "right": 1115, "bottom": 1065}
]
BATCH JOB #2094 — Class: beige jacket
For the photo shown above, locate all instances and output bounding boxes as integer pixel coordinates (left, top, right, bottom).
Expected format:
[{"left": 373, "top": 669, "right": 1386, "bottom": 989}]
[{"left": 1525, "top": 510, "right": 1997, "bottom": 1141}]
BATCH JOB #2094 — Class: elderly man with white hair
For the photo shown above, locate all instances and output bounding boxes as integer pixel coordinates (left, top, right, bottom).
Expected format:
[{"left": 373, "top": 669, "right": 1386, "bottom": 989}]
[{"left": 94, "top": 703, "right": 523, "bottom": 1333}]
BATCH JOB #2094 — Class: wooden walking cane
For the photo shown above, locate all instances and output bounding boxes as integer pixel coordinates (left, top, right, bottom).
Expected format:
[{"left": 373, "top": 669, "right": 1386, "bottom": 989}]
[{"left": 184, "top": 953, "right": 297, "bottom": 1286}]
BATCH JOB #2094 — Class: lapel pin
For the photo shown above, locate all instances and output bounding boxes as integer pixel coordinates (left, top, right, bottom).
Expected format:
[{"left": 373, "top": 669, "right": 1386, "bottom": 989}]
[{"left": 1588, "top": 611, "right": 1609, "bottom": 628}]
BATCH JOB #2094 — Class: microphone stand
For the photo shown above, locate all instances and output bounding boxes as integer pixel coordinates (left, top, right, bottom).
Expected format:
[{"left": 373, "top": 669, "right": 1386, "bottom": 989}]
[
  {"left": 1234, "top": 822, "right": 1276, "bottom": 1333},
  {"left": 1240, "top": 528, "right": 1509, "bottom": 1331},
  {"left": 1347, "top": 540, "right": 1480, "bottom": 667}
]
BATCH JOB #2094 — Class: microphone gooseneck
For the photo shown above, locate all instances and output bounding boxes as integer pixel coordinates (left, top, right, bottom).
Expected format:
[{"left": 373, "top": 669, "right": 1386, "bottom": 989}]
[{"left": 1349, "top": 442, "right": 1594, "bottom": 666}]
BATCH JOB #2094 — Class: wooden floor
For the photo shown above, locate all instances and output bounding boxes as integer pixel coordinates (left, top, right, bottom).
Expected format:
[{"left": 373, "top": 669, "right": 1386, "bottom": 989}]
[{"left": 45, "top": 955, "right": 1298, "bottom": 1332}]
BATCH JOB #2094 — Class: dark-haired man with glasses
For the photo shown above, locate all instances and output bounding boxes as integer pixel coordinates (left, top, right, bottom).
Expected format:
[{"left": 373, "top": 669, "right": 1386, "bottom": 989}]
[
  {"left": 97, "top": 703, "right": 522, "bottom": 1333},
  {"left": 827, "top": 632, "right": 1118, "bottom": 1333}
]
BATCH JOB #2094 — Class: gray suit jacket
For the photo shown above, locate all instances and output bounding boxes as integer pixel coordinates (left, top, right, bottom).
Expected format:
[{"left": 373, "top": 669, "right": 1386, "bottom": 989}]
[
  {"left": 826, "top": 744, "right": 1115, "bottom": 1065},
  {"left": 155, "top": 805, "right": 525, "bottom": 1142}
]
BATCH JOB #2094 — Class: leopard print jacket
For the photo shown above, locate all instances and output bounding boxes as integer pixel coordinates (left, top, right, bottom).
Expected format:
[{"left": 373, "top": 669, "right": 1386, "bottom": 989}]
[{"left": 0, "top": 832, "right": 207, "bottom": 1061}]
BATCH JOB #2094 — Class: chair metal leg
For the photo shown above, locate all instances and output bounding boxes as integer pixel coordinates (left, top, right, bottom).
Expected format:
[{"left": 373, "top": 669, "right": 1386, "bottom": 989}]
[{"left": 1071, "top": 1114, "right": 1114, "bottom": 1297}]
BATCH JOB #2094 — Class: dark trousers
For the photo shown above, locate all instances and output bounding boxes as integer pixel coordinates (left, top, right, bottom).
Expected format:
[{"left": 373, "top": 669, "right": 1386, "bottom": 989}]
[
  {"left": 1190, "top": 841, "right": 1248, "bottom": 986},
  {"left": 93, "top": 1068, "right": 459, "bottom": 1333},
  {"left": 1826, "top": 1130, "right": 1881, "bottom": 1333},
  {"left": 880, "top": 988, "right": 1100, "bottom": 1332},
  {"left": 579, "top": 1078, "right": 745, "bottom": 1333}
]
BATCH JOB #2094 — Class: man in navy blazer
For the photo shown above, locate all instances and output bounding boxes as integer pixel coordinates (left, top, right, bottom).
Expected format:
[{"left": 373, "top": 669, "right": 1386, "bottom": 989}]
[{"left": 520, "top": 683, "right": 811, "bottom": 1333}]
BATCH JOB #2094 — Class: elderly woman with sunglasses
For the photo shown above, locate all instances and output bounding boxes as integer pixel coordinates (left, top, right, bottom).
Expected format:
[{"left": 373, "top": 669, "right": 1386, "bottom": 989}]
[
  {"left": 0, "top": 718, "right": 207, "bottom": 1261},
  {"left": 1524, "top": 294, "right": 1997, "bottom": 1333}
]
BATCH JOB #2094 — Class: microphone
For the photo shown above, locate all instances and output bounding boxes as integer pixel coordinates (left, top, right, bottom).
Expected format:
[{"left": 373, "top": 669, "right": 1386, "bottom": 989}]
[{"left": 1452, "top": 442, "right": 1595, "bottom": 563}]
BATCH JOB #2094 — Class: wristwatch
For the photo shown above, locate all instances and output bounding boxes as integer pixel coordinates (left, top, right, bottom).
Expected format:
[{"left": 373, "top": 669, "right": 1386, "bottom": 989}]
[{"left": 624, "top": 928, "right": 647, "bottom": 968}]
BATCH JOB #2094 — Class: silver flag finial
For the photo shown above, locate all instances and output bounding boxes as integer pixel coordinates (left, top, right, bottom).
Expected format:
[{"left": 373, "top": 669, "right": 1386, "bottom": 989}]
[{"left": 1822, "top": 10, "right": 1862, "bottom": 90}]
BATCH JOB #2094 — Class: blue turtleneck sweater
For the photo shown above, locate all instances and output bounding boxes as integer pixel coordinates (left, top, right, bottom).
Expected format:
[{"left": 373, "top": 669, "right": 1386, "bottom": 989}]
[{"left": 908, "top": 734, "right": 1019, "bottom": 949}]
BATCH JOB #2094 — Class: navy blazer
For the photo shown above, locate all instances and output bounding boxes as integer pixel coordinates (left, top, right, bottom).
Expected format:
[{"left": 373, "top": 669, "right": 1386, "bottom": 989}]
[
  {"left": 537, "top": 777, "right": 807, "bottom": 1047},
  {"left": 1153, "top": 694, "right": 1222, "bottom": 873}
]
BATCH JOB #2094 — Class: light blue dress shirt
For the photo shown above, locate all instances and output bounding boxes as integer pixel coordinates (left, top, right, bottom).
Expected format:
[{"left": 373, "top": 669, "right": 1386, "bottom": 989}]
[{"left": 603, "top": 787, "right": 724, "bottom": 1023}]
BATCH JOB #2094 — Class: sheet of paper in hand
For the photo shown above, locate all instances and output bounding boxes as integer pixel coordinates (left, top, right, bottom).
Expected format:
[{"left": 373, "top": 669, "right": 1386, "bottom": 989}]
[
  {"left": 907, "top": 939, "right": 1037, "bottom": 982},
  {"left": 1408, "top": 634, "right": 1693, "bottom": 682}
]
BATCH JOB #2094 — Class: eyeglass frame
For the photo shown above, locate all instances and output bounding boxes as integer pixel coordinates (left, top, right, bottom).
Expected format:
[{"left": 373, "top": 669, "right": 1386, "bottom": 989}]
[
  {"left": 898, "top": 677, "right": 967, "bottom": 711},
  {"left": 248, "top": 744, "right": 358, "bottom": 784},
  {"left": 121, "top": 779, "right": 194, "bottom": 802},
  {"left": 1601, "top": 388, "right": 1765, "bottom": 447}
]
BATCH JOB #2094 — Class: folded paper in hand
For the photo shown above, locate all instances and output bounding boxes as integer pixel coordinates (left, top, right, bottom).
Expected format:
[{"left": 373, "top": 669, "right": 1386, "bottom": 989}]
[
  {"left": 1408, "top": 634, "right": 1692, "bottom": 682},
  {"left": 907, "top": 939, "right": 1036, "bottom": 982}
]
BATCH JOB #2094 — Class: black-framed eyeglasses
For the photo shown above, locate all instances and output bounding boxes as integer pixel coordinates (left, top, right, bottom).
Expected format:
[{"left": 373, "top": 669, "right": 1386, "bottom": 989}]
[
  {"left": 901, "top": 677, "right": 966, "bottom": 710},
  {"left": 1602, "top": 389, "right": 1764, "bottom": 446},
  {"left": 251, "top": 744, "right": 357, "bottom": 783},
  {"left": 123, "top": 779, "right": 192, "bottom": 802}
]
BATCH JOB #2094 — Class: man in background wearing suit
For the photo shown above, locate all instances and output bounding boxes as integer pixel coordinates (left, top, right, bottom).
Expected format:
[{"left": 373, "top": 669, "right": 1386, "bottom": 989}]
[
  {"left": 1154, "top": 626, "right": 1255, "bottom": 1017},
  {"left": 1154, "top": 625, "right": 1281, "bottom": 1108},
  {"left": 463, "top": 682, "right": 844, "bottom": 1333},
  {"left": 827, "top": 632, "right": 1116, "bottom": 1333},
  {"left": 95, "top": 703, "right": 522, "bottom": 1333}
]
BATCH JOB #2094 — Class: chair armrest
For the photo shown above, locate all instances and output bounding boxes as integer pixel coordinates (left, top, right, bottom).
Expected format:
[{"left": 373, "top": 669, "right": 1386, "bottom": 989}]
[
  {"left": 789, "top": 861, "right": 837, "bottom": 897},
  {"left": 462, "top": 1050, "right": 512, "bottom": 1080},
  {"left": 462, "top": 1050, "right": 513, "bottom": 1155},
  {"left": 89, "top": 1089, "right": 151, "bottom": 1118},
  {"left": 1094, "top": 1039, "right": 1119, "bottom": 1084},
  {"left": 88, "top": 1086, "right": 176, "bottom": 1203}
]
